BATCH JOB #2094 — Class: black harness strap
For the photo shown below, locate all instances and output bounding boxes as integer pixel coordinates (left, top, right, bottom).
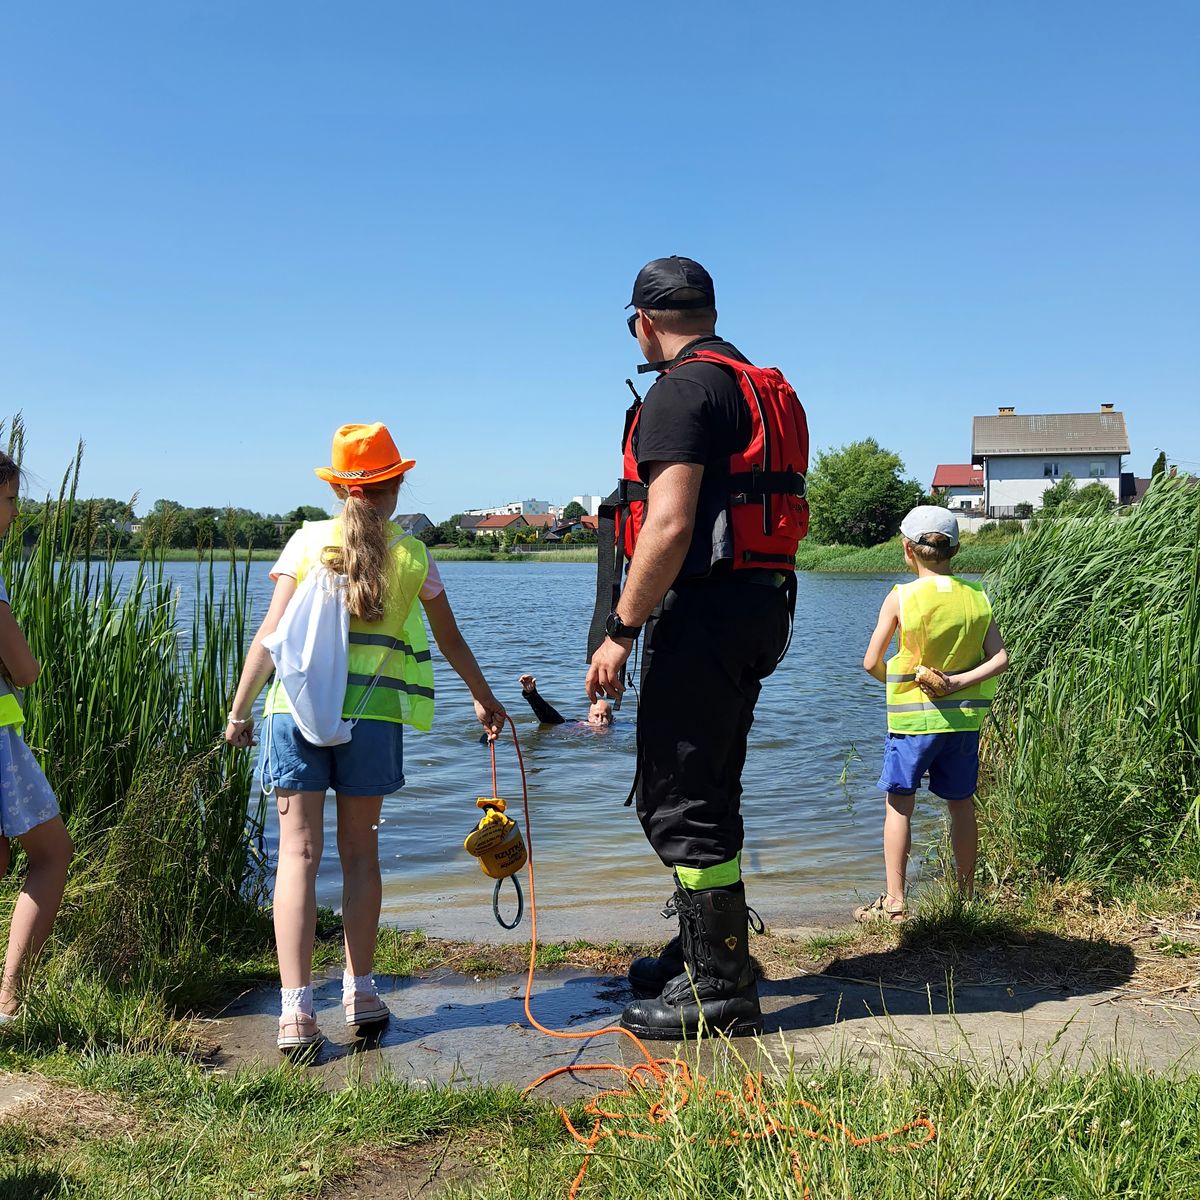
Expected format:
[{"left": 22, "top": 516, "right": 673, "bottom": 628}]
[{"left": 727, "top": 469, "right": 807, "bottom": 500}]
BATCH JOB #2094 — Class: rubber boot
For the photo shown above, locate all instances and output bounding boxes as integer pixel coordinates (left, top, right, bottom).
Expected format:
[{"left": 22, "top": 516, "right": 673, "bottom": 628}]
[
  {"left": 628, "top": 896, "right": 684, "bottom": 995},
  {"left": 620, "top": 880, "right": 762, "bottom": 1040}
]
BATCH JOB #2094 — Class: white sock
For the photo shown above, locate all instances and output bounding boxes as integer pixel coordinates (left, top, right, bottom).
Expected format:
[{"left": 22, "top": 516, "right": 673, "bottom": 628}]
[
  {"left": 343, "top": 970, "right": 375, "bottom": 1002},
  {"left": 280, "top": 984, "right": 313, "bottom": 1016}
]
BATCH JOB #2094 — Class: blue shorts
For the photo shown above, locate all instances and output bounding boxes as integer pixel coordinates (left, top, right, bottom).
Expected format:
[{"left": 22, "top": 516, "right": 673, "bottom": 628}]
[
  {"left": 258, "top": 713, "right": 405, "bottom": 797},
  {"left": 877, "top": 730, "right": 979, "bottom": 802}
]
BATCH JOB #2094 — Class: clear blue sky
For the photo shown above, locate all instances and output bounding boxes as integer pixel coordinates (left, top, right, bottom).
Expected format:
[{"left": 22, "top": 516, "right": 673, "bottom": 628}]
[{"left": 3, "top": 2, "right": 1197, "bottom": 520}]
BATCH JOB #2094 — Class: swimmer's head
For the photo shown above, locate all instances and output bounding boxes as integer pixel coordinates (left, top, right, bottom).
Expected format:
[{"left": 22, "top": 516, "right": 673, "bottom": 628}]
[{"left": 587, "top": 699, "right": 613, "bottom": 727}]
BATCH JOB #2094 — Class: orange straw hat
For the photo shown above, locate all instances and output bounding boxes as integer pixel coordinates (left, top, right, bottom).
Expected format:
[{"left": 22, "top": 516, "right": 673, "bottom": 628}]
[{"left": 314, "top": 423, "right": 416, "bottom": 487}]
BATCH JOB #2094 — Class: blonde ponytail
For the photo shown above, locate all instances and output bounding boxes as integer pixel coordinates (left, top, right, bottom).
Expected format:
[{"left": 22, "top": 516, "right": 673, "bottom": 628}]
[{"left": 322, "top": 486, "right": 393, "bottom": 623}]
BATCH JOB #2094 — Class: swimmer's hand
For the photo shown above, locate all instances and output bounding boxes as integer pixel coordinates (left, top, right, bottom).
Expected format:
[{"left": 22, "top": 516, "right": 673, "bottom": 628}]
[{"left": 519, "top": 674, "right": 536, "bottom": 694}]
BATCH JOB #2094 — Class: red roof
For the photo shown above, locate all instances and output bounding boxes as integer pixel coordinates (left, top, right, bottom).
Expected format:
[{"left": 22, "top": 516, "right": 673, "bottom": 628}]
[
  {"left": 474, "top": 513, "right": 527, "bottom": 529},
  {"left": 932, "top": 464, "right": 983, "bottom": 489},
  {"left": 580, "top": 515, "right": 599, "bottom": 530},
  {"left": 523, "top": 514, "right": 556, "bottom": 529}
]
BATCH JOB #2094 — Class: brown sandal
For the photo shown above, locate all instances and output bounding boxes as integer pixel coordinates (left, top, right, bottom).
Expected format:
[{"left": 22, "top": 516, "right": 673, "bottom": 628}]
[{"left": 853, "top": 895, "right": 907, "bottom": 924}]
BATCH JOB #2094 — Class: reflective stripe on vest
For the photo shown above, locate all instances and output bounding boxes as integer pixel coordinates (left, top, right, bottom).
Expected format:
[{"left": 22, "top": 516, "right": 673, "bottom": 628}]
[
  {"left": 266, "top": 519, "right": 436, "bottom": 731},
  {"left": 885, "top": 574, "right": 996, "bottom": 734}
]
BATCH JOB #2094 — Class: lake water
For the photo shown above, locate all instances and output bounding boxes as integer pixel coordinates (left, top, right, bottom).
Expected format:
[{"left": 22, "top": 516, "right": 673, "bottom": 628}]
[{"left": 156, "top": 561, "right": 950, "bottom": 940}]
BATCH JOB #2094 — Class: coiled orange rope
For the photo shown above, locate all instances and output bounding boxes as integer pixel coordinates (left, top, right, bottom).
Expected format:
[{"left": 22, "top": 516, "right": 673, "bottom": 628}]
[{"left": 490, "top": 715, "right": 936, "bottom": 1198}]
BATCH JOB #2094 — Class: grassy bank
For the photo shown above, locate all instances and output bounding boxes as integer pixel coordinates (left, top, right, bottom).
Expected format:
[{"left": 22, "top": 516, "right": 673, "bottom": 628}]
[
  {"left": 3, "top": 1038, "right": 1198, "bottom": 1199},
  {"left": 983, "top": 474, "right": 1200, "bottom": 888},
  {"left": 794, "top": 531, "right": 1017, "bottom": 574}
]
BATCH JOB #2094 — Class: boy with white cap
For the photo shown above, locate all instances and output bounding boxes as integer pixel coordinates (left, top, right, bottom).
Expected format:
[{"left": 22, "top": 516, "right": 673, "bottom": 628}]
[{"left": 857, "top": 506, "right": 1010, "bottom": 922}]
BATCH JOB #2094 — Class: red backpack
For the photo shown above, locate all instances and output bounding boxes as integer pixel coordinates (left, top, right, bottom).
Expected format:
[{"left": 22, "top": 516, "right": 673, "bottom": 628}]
[{"left": 617, "top": 350, "right": 809, "bottom": 569}]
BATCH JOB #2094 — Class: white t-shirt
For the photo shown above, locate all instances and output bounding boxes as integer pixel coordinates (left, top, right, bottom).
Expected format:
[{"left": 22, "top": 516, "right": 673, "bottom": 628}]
[{"left": 270, "top": 532, "right": 445, "bottom": 602}]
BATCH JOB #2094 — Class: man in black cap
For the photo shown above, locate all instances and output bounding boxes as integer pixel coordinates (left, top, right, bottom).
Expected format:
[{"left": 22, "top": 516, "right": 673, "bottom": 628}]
[{"left": 586, "top": 256, "right": 807, "bottom": 1039}]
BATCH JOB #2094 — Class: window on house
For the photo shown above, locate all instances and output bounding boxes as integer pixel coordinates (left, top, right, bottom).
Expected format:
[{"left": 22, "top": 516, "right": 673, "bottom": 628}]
[
  {"left": 1089, "top": 462, "right": 1106, "bottom": 477},
  {"left": 1043, "top": 462, "right": 1060, "bottom": 478}
]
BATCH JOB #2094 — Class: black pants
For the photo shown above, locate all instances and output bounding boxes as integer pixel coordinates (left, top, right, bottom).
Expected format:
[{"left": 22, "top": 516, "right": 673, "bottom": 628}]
[{"left": 635, "top": 574, "right": 791, "bottom": 870}]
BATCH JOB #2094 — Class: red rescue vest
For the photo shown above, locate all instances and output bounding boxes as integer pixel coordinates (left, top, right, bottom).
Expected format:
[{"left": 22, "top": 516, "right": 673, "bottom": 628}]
[{"left": 616, "top": 350, "right": 809, "bottom": 571}]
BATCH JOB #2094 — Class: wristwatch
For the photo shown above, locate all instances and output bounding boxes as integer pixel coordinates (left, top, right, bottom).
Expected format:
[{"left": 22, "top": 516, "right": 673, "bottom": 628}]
[{"left": 605, "top": 611, "right": 642, "bottom": 641}]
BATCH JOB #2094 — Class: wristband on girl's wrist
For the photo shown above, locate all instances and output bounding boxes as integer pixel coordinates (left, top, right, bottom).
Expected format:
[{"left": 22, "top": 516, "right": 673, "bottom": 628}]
[{"left": 226, "top": 715, "right": 252, "bottom": 727}]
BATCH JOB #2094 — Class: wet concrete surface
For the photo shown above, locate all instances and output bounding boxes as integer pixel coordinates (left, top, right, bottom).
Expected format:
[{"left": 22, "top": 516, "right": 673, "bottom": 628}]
[
  {"left": 0, "top": 1072, "right": 47, "bottom": 1118},
  {"left": 211, "top": 964, "right": 1200, "bottom": 1098}
]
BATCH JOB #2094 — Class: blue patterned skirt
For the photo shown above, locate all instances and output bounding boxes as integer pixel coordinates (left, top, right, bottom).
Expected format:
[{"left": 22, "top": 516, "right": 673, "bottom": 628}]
[{"left": 0, "top": 727, "right": 59, "bottom": 839}]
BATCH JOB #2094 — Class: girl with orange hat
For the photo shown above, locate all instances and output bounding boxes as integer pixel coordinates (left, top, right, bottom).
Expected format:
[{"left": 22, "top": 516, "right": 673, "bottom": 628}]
[{"left": 225, "top": 423, "right": 505, "bottom": 1052}]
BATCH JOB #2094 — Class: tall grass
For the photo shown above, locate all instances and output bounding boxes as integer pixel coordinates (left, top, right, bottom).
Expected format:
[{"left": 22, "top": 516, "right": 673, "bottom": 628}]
[
  {"left": 794, "top": 535, "right": 1012, "bottom": 573},
  {"left": 984, "top": 474, "right": 1200, "bottom": 886},
  {"left": 1, "top": 417, "right": 266, "bottom": 1002}
]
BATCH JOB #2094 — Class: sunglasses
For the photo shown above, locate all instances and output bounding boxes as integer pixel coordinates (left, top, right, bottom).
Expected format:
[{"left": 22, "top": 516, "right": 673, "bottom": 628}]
[{"left": 626, "top": 311, "right": 639, "bottom": 338}]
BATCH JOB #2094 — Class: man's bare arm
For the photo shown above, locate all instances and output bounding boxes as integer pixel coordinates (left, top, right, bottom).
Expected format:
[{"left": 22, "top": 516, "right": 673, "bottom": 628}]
[{"left": 615, "top": 461, "right": 703, "bottom": 627}]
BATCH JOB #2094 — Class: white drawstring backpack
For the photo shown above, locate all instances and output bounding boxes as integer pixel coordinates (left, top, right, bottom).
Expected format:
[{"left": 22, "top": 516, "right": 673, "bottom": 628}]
[
  {"left": 259, "top": 537, "right": 402, "bottom": 801},
  {"left": 262, "top": 561, "right": 354, "bottom": 747}
]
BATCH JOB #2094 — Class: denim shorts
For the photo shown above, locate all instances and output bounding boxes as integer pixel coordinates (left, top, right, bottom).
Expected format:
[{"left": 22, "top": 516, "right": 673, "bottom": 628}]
[
  {"left": 0, "top": 727, "right": 60, "bottom": 839},
  {"left": 258, "top": 713, "right": 405, "bottom": 797},
  {"left": 877, "top": 730, "right": 979, "bottom": 802}
]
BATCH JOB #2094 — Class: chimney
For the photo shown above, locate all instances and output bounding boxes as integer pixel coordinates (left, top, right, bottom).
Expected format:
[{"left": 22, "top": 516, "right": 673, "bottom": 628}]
[
  {"left": 1100, "top": 403, "right": 1115, "bottom": 413},
  {"left": 998, "top": 406, "right": 1015, "bottom": 416}
]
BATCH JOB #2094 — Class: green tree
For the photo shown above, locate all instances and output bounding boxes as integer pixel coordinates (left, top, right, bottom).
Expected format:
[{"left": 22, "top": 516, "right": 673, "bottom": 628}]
[
  {"left": 1071, "top": 480, "right": 1117, "bottom": 515},
  {"left": 1041, "top": 473, "right": 1078, "bottom": 511},
  {"left": 1151, "top": 451, "right": 1167, "bottom": 478},
  {"left": 806, "top": 439, "right": 924, "bottom": 547},
  {"left": 562, "top": 500, "right": 586, "bottom": 522}
]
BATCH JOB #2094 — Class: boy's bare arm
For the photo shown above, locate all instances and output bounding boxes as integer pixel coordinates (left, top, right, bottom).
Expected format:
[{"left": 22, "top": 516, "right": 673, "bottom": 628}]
[
  {"left": 862, "top": 591, "right": 899, "bottom": 683},
  {"left": 945, "top": 619, "right": 1009, "bottom": 693}
]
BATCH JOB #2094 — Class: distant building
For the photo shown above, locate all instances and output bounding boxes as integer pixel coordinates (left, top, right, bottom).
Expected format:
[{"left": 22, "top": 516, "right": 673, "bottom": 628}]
[
  {"left": 474, "top": 513, "right": 529, "bottom": 532},
  {"left": 522, "top": 514, "right": 556, "bottom": 537},
  {"left": 463, "top": 499, "right": 552, "bottom": 518},
  {"left": 972, "top": 405, "right": 1130, "bottom": 517},
  {"left": 393, "top": 513, "right": 434, "bottom": 536},
  {"left": 456, "top": 514, "right": 486, "bottom": 532},
  {"left": 931, "top": 465, "right": 984, "bottom": 513},
  {"left": 570, "top": 495, "right": 604, "bottom": 517}
]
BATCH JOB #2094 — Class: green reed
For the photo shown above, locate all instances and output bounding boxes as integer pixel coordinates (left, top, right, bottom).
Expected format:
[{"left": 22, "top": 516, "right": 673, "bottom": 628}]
[
  {"left": 984, "top": 474, "right": 1200, "bottom": 886},
  {"left": 1, "top": 417, "right": 266, "bottom": 990}
]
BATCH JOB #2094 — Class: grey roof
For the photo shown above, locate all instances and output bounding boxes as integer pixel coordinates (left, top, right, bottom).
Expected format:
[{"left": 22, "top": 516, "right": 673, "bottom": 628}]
[
  {"left": 393, "top": 513, "right": 432, "bottom": 530},
  {"left": 972, "top": 411, "right": 1129, "bottom": 457}
]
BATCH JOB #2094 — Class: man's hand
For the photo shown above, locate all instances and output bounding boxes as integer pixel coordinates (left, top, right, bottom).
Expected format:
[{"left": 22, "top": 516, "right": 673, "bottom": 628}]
[{"left": 586, "top": 637, "right": 632, "bottom": 702}]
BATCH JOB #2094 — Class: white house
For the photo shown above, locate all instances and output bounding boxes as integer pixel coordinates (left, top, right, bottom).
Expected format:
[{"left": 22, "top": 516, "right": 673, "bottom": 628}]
[
  {"left": 972, "top": 406, "right": 1129, "bottom": 517},
  {"left": 931, "top": 465, "right": 984, "bottom": 512}
]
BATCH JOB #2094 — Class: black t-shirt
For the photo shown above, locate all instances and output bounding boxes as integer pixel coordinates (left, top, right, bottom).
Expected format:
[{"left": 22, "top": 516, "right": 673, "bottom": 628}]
[{"left": 632, "top": 335, "right": 752, "bottom": 579}]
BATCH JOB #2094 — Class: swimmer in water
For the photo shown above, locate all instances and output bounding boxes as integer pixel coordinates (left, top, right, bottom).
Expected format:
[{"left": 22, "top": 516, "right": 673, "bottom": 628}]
[{"left": 519, "top": 675, "right": 613, "bottom": 728}]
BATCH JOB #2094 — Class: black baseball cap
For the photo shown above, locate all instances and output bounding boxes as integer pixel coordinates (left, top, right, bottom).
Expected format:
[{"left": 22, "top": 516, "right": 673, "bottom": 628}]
[{"left": 627, "top": 256, "right": 715, "bottom": 310}]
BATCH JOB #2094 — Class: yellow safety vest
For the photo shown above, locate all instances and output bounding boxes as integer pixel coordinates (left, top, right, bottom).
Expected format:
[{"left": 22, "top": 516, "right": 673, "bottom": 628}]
[
  {"left": 266, "top": 519, "right": 436, "bottom": 731},
  {"left": 0, "top": 678, "right": 24, "bottom": 731},
  {"left": 885, "top": 575, "right": 996, "bottom": 734}
]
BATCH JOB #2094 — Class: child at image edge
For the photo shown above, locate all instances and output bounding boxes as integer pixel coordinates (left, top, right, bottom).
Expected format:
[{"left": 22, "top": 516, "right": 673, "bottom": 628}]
[
  {"left": 225, "top": 424, "right": 505, "bottom": 1052},
  {"left": 858, "top": 506, "right": 1009, "bottom": 923},
  {"left": 0, "top": 452, "right": 73, "bottom": 1024}
]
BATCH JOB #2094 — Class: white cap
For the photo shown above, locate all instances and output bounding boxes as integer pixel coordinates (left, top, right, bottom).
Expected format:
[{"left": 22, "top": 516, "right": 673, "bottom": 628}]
[{"left": 900, "top": 505, "right": 960, "bottom": 547}]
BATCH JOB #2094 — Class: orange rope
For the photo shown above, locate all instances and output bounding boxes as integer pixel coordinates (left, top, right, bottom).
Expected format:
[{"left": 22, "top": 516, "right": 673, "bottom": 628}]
[{"left": 489, "top": 716, "right": 936, "bottom": 1198}]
